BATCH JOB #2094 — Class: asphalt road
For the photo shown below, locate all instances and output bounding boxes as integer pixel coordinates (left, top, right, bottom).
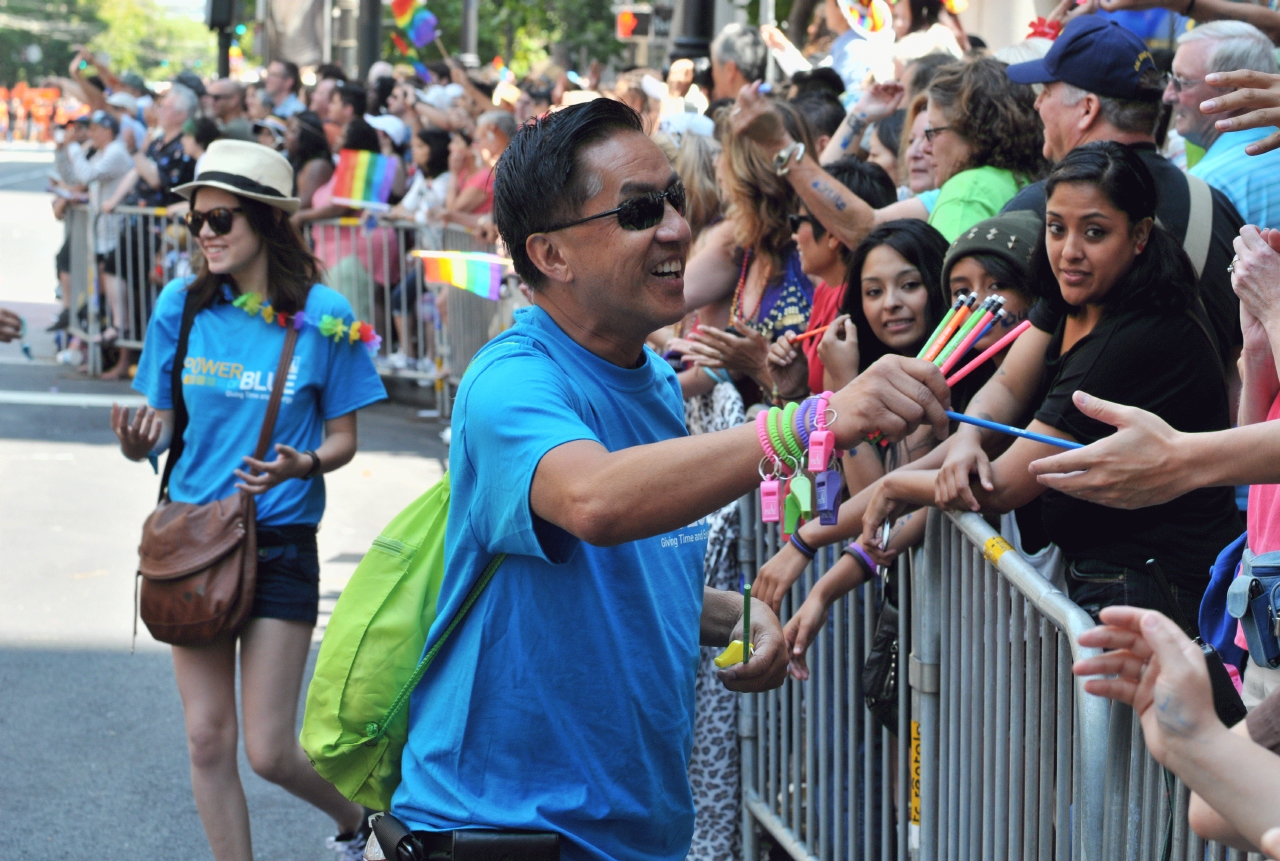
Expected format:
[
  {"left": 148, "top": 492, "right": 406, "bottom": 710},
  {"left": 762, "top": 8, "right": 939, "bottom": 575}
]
[{"left": 0, "top": 146, "right": 452, "bottom": 860}]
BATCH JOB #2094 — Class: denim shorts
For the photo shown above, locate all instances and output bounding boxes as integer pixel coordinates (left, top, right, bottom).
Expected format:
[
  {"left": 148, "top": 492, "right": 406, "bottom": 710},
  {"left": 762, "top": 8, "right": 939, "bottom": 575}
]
[{"left": 250, "top": 524, "right": 320, "bottom": 625}]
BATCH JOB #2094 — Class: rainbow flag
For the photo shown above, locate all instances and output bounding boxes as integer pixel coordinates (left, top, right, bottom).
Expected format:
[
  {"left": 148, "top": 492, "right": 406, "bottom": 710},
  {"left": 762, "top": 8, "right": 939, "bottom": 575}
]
[
  {"left": 332, "top": 149, "right": 396, "bottom": 210},
  {"left": 412, "top": 250, "right": 510, "bottom": 301},
  {"left": 391, "top": 0, "right": 415, "bottom": 29}
]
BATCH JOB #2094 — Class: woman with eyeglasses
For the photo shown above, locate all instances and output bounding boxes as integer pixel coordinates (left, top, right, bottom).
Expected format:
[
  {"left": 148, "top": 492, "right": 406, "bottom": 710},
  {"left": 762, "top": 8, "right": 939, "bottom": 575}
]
[{"left": 111, "top": 140, "right": 386, "bottom": 861}]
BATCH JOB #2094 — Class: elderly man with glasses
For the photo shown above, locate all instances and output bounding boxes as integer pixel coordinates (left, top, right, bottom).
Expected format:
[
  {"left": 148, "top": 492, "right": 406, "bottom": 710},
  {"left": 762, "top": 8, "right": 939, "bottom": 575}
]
[{"left": 1167, "top": 20, "right": 1280, "bottom": 230}]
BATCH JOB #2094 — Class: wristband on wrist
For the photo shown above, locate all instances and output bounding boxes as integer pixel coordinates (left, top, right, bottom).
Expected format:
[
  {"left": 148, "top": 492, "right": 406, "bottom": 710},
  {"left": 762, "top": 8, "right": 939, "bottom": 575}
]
[
  {"left": 790, "top": 532, "right": 817, "bottom": 560},
  {"left": 764, "top": 407, "right": 789, "bottom": 466},
  {"left": 756, "top": 409, "right": 783, "bottom": 465},
  {"left": 845, "top": 541, "right": 878, "bottom": 577},
  {"left": 795, "top": 397, "right": 815, "bottom": 448},
  {"left": 779, "top": 402, "right": 805, "bottom": 459},
  {"left": 303, "top": 449, "right": 322, "bottom": 480}
]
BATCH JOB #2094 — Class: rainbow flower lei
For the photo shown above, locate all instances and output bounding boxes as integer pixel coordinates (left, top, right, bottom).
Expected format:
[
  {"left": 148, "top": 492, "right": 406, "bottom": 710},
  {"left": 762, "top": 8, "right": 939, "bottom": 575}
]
[{"left": 232, "top": 293, "right": 382, "bottom": 355}]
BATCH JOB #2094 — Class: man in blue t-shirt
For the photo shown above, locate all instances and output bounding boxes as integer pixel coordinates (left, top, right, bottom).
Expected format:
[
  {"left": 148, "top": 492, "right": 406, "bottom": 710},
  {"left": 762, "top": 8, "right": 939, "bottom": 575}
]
[{"left": 390, "top": 98, "right": 952, "bottom": 861}]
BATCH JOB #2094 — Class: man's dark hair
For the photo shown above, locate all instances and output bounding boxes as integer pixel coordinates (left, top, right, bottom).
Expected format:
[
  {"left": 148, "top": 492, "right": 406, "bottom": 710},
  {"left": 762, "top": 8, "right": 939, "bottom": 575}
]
[
  {"left": 789, "top": 68, "right": 845, "bottom": 100},
  {"left": 275, "top": 60, "right": 301, "bottom": 93},
  {"left": 333, "top": 79, "right": 368, "bottom": 116},
  {"left": 186, "top": 116, "right": 221, "bottom": 149},
  {"left": 791, "top": 91, "right": 845, "bottom": 141},
  {"left": 369, "top": 76, "right": 396, "bottom": 114},
  {"left": 315, "top": 63, "right": 347, "bottom": 82},
  {"left": 427, "top": 61, "right": 451, "bottom": 82},
  {"left": 494, "top": 98, "right": 645, "bottom": 288}
]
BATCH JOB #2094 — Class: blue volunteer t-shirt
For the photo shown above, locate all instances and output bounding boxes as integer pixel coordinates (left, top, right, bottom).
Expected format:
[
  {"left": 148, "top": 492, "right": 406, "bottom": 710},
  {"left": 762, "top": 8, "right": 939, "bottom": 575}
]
[
  {"left": 133, "top": 278, "right": 387, "bottom": 526},
  {"left": 391, "top": 305, "right": 709, "bottom": 861}
]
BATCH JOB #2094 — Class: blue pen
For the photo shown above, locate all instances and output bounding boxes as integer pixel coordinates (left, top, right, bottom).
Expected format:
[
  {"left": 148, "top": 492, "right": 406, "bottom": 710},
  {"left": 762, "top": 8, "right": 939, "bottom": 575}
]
[
  {"left": 945, "top": 411, "right": 1084, "bottom": 450},
  {"left": 758, "top": 82, "right": 772, "bottom": 94}
]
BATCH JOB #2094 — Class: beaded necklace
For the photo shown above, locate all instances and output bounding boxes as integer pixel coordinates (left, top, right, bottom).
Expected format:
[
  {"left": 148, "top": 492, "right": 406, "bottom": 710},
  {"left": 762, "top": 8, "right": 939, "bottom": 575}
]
[{"left": 728, "top": 249, "right": 759, "bottom": 327}]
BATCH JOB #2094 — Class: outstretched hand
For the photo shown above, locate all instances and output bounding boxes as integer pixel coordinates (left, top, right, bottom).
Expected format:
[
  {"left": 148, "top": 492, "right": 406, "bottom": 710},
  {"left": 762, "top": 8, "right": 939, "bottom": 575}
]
[
  {"left": 729, "top": 81, "right": 789, "bottom": 151},
  {"left": 234, "top": 443, "right": 311, "bottom": 494},
  {"left": 827, "top": 354, "right": 950, "bottom": 450},
  {"left": 1028, "top": 391, "right": 1188, "bottom": 508}
]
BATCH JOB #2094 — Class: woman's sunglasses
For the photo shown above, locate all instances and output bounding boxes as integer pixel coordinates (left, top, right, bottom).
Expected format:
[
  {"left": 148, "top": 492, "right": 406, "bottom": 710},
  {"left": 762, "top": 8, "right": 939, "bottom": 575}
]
[
  {"left": 788, "top": 214, "right": 821, "bottom": 233},
  {"left": 545, "top": 182, "right": 686, "bottom": 233},
  {"left": 185, "top": 206, "right": 243, "bottom": 236}
]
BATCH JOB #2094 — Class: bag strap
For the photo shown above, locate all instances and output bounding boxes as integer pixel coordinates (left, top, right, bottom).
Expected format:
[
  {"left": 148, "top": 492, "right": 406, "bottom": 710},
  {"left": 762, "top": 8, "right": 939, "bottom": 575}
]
[
  {"left": 368, "top": 553, "right": 506, "bottom": 742},
  {"left": 158, "top": 288, "right": 200, "bottom": 503},
  {"left": 1183, "top": 173, "right": 1213, "bottom": 281},
  {"left": 252, "top": 325, "right": 299, "bottom": 462}
]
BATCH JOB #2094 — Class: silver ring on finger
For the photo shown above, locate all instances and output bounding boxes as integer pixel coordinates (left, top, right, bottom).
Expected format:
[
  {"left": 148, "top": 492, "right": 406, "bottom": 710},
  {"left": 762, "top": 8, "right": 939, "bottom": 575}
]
[{"left": 1228, "top": 254, "right": 1239, "bottom": 274}]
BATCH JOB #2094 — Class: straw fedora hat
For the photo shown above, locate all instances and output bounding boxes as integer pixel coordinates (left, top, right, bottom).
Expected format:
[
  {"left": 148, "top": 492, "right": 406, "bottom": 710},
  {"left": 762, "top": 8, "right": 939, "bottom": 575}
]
[{"left": 173, "top": 139, "right": 300, "bottom": 214}]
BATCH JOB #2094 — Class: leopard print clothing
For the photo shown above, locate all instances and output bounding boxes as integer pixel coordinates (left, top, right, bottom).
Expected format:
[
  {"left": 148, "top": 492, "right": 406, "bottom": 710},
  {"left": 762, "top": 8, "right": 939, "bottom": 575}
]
[{"left": 685, "top": 381, "right": 745, "bottom": 861}]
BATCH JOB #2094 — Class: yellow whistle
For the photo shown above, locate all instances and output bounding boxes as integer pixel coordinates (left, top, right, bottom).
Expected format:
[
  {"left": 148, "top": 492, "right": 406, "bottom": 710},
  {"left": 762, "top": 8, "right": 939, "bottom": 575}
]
[{"left": 714, "top": 639, "right": 755, "bottom": 668}]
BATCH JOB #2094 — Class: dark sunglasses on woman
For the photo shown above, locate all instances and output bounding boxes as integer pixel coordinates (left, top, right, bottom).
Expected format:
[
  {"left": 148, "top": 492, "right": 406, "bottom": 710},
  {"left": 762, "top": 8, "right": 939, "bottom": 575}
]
[
  {"left": 185, "top": 207, "right": 243, "bottom": 236},
  {"left": 545, "top": 182, "right": 686, "bottom": 233}
]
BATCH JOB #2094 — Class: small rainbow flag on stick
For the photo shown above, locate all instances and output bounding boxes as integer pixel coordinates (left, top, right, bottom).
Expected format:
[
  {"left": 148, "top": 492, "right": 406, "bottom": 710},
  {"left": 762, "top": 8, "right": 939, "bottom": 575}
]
[
  {"left": 332, "top": 149, "right": 397, "bottom": 211},
  {"left": 412, "top": 250, "right": 510, "bottom": 301}
]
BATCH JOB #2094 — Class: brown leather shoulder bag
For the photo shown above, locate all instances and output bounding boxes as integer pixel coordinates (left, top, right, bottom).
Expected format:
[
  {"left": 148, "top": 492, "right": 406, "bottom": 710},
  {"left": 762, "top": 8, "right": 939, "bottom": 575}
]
[{"left": 136, "top": 288, "right": 298, "bottom": 647}]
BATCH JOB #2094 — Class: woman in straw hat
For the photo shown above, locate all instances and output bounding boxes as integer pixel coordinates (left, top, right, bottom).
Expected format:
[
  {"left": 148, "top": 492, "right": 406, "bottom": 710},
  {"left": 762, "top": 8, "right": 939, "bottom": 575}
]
[{"left": 110, "top": 139, "right": 386, "bottom": 861}]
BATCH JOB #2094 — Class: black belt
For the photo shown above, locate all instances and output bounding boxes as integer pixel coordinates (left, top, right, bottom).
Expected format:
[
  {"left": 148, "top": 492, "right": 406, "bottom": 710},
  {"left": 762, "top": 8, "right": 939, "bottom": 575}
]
[
  {"left": 370, "top": 813, "right": 559, "bottom": 861},
  {"left": 415, "top": 829, "right": 560, "bottom": 860}
]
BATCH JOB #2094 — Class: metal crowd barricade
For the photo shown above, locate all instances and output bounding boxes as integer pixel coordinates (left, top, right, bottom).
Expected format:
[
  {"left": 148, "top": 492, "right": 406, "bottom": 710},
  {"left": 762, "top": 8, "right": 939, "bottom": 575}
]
[
  {"left": 302, "top": 215, "right": 456, "bottom": 408},
  {"left": 740, "top": 506, "right": 1251, "bottom": 861},
  {"left": 737, "top": 492, "right": 910, "bottom": 861}
]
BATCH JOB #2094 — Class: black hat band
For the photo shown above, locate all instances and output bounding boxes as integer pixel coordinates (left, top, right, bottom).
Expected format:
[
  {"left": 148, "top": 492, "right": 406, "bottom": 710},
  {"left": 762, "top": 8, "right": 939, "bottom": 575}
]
[{"left": 195, "top": 171, "right": 286, "bottom": 199}]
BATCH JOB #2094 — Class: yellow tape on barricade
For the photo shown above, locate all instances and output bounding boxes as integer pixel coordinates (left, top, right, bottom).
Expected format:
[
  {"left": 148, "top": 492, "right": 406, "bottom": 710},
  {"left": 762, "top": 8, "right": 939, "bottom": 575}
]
[{"left": 983, "top": 535, "right": 1014, "bottom": 565}]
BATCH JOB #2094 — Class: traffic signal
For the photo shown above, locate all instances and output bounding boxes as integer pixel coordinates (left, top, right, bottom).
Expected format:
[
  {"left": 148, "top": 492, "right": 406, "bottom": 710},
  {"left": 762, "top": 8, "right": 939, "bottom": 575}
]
[{"left": 615, "top": 5, "right": 652, "bottom": 41}]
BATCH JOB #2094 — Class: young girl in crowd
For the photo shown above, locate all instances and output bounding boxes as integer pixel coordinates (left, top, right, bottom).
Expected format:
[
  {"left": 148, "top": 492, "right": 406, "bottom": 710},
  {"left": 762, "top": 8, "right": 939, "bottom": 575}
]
[
  {"left": 753, "top": 219, "right": 949, "bottom": 620},
  {"left": 860, "top": 142, "right": 1241, "bottom": 630},
  {"left": 756, "top": 210, "right": 1042, "bottom": 674},
  {"left": 111, "top": 141, "right": 386, "bottom": 861}
]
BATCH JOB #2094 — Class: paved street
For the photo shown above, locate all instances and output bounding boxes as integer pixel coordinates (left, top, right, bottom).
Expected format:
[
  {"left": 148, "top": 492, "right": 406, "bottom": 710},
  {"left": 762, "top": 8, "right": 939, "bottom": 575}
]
[{"left": 0, "top": 147, "right": 452, "bottom": 859}]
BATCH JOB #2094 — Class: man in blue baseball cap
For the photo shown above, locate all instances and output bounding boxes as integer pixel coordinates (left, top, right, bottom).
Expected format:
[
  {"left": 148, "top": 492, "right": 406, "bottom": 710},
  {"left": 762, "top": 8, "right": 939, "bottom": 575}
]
[{"left": 1000, "top": 13, "right": 1244, "bottom": 384}]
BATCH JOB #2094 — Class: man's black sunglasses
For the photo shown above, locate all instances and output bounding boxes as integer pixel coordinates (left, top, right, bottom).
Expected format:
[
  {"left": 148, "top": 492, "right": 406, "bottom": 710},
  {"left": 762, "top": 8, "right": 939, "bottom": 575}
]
[
  {"left": 185, "top": 206, "right": 243, "bottom": 236},
  {"left": 544, "top": 182, "right": 686, "bottom": 233}
]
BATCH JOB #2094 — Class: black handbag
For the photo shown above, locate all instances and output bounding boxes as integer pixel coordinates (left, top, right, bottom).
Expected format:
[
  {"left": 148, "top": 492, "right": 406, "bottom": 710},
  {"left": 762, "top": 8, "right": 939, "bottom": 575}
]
[{"left": 862, "top": 596, "right": 899, "bottom": 734}]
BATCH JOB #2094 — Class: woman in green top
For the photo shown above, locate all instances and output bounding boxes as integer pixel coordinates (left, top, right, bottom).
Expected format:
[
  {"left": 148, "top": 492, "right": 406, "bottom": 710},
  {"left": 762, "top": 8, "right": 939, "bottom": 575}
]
[
  {"left": 921, "top": 58, "right": 1046, "bottom": 241},
  {"left": 725, "top": 58, "right": 1044, "bottom": 252}
]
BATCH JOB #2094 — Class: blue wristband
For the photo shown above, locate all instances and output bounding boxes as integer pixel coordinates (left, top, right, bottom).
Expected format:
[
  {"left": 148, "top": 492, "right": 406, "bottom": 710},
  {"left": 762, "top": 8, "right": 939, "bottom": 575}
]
[{"left": 789, "top": 532, "right": 816, "bottom": 560}]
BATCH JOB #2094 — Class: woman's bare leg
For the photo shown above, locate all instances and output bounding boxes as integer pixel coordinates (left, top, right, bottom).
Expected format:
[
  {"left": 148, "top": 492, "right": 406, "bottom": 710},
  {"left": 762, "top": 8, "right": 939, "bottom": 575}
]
[
  {"left": 239, "top": 617, "right": 365, "bottom": 832},
  {"left": 171, "top": 636, "right": 253, "bottom": 861}
]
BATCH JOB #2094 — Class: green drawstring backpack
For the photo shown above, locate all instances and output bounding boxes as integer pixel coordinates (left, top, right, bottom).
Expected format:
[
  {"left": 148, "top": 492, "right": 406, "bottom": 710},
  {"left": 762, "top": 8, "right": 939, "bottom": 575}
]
[{"left": 300, "top": 471, "right": 503, "bottom": 810}]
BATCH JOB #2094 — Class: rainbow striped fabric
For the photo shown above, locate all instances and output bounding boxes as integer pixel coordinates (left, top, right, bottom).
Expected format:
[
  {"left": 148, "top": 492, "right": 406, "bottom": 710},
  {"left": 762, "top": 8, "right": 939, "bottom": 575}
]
[
  {"left": 412, "top": 250, "right": 510, "bottom": 301},
  {"left": 332, "top": 149, "right": 397, "bottom": 209},
  {"left": 391, "top": 0, "right": 415, "bottom": 29}
]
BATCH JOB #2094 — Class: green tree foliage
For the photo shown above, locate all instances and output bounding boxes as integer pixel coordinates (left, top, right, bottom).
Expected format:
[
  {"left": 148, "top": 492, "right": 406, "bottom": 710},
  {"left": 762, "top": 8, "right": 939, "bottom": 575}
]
[
  {"left": 0, "top": 0, "right": 215, "bottom": 85},
  {"left": 383, "top": 0, "right": 625, "bottom": 78}
]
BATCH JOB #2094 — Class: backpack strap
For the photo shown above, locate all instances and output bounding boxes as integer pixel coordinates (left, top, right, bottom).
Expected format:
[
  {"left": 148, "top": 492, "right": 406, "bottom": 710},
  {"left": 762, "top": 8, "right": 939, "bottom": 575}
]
[
  {"left": 366, "top": 553, "right": 506, "bottom": 742},
  {"left": 1184, "top": 173, "right": 1213, "bottom": 281}
]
